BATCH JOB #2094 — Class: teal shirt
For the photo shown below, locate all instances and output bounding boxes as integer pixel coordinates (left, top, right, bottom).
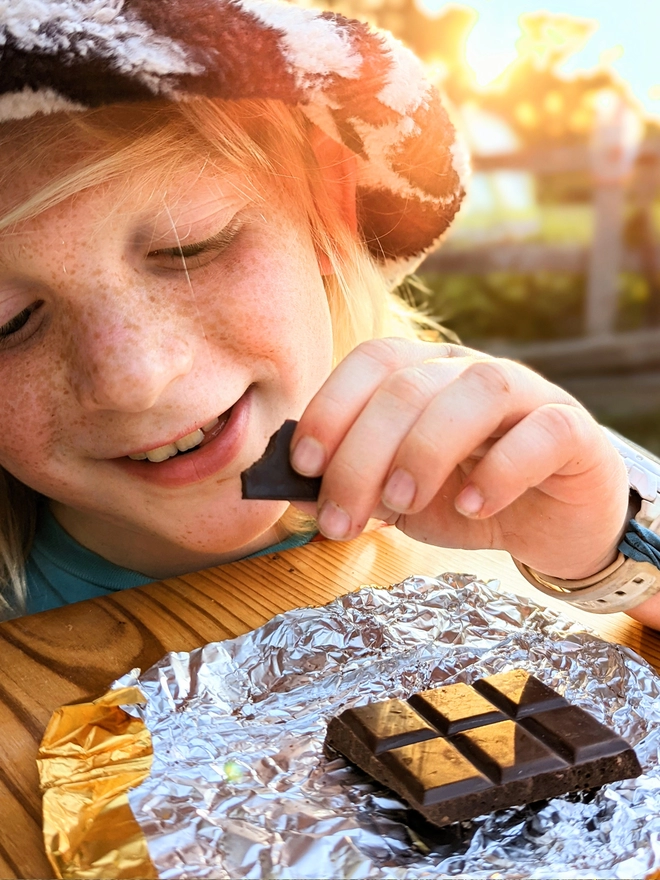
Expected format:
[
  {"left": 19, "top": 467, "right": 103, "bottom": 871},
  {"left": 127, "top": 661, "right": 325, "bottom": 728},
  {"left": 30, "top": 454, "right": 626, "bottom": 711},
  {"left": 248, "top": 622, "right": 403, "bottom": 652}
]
[{"left": 25, "top": 508, "right": 315, "bottom": 615}]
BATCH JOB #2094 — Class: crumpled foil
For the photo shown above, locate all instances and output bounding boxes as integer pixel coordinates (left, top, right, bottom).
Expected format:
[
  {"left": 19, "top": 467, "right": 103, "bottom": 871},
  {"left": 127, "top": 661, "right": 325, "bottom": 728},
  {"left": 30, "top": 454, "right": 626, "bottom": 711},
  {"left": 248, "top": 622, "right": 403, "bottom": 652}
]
[{"left": 109, "top": 575, "right": 660, "bottom": 878}]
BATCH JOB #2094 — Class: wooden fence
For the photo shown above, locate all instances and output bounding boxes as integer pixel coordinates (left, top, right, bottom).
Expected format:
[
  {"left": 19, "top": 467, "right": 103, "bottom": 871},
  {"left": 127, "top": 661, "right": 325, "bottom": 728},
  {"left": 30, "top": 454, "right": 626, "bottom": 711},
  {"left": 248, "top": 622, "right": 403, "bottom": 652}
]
[{"left": 420, "top": 113, "right": 660, "bottom": 374}]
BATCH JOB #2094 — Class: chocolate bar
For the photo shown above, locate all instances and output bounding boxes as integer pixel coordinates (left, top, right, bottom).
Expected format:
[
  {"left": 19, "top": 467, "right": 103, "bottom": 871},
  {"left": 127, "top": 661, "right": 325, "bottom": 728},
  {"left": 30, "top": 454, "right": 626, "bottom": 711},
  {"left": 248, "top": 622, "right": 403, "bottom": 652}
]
[
  {"left": 241, "top": 420, "right": 321, "bottom": 501},
  {"left": 325, "top": 669, "right": 642, "bottom": 827}
]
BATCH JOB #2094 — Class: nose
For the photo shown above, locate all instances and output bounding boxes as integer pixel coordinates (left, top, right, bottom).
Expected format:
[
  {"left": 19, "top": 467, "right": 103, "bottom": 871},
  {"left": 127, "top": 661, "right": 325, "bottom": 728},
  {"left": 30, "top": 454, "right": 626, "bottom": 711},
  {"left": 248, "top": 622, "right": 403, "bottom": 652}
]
[{"left": 67, "top": 291, "right": 195, "bottom": 412}]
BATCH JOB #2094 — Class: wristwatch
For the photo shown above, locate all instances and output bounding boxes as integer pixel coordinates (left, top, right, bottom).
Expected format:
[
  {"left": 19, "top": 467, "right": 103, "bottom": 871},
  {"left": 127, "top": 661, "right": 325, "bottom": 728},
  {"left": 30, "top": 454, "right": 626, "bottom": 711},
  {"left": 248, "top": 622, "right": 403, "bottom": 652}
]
[{"left": 513, "top": 427, "right": 660, "bottom": 614}]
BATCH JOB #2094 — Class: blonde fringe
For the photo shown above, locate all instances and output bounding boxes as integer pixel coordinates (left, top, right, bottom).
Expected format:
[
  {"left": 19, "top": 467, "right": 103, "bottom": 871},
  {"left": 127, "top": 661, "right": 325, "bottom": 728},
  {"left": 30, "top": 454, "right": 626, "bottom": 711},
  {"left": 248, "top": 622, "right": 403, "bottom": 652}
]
[{"left": 0, "top": 99, "right": 440, "bottom": 618}]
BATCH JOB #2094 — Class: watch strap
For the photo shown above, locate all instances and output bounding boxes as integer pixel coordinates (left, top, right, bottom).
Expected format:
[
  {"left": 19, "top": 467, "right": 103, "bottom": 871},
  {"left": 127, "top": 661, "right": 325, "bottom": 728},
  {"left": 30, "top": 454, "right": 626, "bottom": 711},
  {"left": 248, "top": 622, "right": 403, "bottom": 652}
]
[
  {"left": 512, "top": 427, "right": 660, "bottom": 614},
  {"left": 513, "top": 553, "right": 660, "bottom": 614}
]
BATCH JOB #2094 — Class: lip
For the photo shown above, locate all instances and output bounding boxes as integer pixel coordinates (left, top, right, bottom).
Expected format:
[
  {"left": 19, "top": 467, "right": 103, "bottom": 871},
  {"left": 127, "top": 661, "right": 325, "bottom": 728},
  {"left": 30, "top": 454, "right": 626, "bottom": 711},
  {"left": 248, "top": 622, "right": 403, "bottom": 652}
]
[
  {"left": 123, "top": 414, "right": 222, "bottom": 459},
  {"left": 111, "top": 389, "right": 252, "bottom": 488}
]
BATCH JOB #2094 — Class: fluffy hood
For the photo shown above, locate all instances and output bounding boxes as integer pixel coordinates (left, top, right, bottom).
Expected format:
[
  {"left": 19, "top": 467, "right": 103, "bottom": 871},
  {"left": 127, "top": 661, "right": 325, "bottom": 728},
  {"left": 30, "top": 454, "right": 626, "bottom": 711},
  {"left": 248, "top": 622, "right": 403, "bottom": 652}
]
[{"left": 0, "top": 0, "right": 468, "bottom": 281}]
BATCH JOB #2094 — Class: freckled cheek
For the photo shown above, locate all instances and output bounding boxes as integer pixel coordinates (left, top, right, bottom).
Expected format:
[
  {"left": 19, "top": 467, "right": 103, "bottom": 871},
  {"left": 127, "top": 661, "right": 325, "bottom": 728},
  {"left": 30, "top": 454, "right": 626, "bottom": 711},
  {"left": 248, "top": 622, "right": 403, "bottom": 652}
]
[
  {"left": 230, "top": 293, "right": 333, "bottom": 401},
  {"left": 218, "top": 250, "right": 333, "bottom": 382},
  {"left": 0, "top": 365, "right": 72, "bottom": 486}
]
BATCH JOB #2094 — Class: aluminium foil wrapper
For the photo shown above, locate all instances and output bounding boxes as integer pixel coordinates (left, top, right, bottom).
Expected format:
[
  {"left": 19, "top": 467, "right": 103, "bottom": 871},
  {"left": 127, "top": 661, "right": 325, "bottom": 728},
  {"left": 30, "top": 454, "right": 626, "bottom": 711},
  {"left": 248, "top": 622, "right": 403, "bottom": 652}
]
[{"left": 108, "top": 574, "right": 660, "bottom": 878}]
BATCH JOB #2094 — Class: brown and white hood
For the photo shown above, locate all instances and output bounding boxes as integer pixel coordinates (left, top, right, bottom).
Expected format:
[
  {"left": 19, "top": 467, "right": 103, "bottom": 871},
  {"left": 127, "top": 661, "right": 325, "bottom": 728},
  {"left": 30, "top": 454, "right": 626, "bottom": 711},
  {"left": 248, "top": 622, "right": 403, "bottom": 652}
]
[{"left": 0, "top": 0, "right": 468, "bottom": 282}]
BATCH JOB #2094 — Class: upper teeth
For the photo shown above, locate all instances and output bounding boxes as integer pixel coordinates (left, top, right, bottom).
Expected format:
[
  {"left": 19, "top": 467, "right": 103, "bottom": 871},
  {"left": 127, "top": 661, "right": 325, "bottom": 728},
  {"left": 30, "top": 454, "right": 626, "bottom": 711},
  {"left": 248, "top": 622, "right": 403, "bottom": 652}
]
[{"left": 129, "top": 417, "right": 220, "bottom": 462}]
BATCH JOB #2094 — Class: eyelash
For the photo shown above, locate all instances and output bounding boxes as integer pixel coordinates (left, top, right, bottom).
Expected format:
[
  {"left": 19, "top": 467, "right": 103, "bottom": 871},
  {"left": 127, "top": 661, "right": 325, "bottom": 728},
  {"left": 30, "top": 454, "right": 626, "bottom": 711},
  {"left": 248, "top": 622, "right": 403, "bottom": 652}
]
[
  {"left": 0, "top": 221, "right": 243, "bottom": 350},
  {"left": 148, "top": 218, "right": 244, "bottom": 267},
  {"left": 0, "top": 301, "right": 44, "bottom": 346}
]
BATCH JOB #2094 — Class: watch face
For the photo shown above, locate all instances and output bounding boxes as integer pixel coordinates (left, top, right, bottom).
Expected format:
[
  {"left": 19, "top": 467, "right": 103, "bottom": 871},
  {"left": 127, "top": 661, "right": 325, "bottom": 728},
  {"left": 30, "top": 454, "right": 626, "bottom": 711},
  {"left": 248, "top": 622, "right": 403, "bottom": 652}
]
[{"left": 602, "top": 426, "right": 660, "bottom": 508}]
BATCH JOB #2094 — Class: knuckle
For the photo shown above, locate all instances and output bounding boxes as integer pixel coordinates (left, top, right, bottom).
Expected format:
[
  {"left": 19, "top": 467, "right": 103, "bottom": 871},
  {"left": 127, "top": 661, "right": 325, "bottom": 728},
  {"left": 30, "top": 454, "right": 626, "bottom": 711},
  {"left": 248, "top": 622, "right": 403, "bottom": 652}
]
[
  {"left": 380, "top": 364, "right": 438, "bottom": 409},
  {"left": 299, "top": 390, "right": 345, "bottom": 437},
  {"left": 534, "top": 403, "right": 585, "bottom": 446},
  {"left": 441, "top": 342, "right": 486, "bottom": 359},
  {"left": 424, "top": 341, "right": 456, "bottom": 359},
  {"left": 327, "top": 456, "right": 372, "bottom": 497},
  {"left": 491, "top": 442, "right": 522, "bottom": 475},
  {"left": 462, "top": 358, "right": 512, "bottom": 396},
  {"left": 355, "top": 337, "right": 407, "bottom": 372},
  {"left": 407, "top": 419, "right": 441, "bottom": 463}
]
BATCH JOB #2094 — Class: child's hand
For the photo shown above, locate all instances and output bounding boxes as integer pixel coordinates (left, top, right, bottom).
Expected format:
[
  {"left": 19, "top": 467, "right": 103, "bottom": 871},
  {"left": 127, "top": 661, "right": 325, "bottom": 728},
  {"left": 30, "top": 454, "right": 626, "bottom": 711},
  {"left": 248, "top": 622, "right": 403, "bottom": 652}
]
[{"left": 291, "top": 338, "right": 630, "bottom": 580}]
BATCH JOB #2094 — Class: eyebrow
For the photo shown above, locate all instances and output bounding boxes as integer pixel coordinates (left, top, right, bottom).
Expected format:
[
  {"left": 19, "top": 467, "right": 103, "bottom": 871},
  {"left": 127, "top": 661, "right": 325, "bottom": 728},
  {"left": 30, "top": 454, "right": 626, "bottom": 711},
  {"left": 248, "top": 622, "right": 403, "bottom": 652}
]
[{"left": 0, "top": 234, "right": 29, "bottom": 268}]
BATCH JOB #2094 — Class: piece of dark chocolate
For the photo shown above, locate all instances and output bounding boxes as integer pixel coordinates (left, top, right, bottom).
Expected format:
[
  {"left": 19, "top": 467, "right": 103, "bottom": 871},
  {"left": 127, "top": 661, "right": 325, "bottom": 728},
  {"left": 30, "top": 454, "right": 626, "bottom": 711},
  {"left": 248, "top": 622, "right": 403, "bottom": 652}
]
[
  {"left": 339, "top": 698, "right": 439, "bottom": 755},
  {"left": 325, "top": 670, "right": 642, "bottom": 828},
  {"left": 409, "top": 682, "right": 506, "bottom": 734},
  {"left": 241, "top": 420, "right": 321, "bottom": 501},
  {"left": 472, "top": 669, "right": 568, "bottom": 718}
]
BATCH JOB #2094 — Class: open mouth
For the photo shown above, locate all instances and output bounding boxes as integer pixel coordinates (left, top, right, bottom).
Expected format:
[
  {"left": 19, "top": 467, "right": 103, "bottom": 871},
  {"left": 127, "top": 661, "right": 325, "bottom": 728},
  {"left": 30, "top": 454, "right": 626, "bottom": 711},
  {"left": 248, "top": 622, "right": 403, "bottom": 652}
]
[
  {"left": 115, "top": 391, "right": 251, "bottom": 488},
  {"left": 127, "top": 409, "right": 233, "bottom": 462}
]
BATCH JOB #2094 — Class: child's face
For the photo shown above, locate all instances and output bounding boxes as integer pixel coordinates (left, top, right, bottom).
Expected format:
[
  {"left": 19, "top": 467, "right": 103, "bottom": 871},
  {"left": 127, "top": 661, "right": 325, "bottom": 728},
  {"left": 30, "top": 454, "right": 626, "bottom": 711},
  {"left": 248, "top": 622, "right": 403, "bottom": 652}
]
[{"left": 0, "top": 134, "right": 334, "bottom": 574}]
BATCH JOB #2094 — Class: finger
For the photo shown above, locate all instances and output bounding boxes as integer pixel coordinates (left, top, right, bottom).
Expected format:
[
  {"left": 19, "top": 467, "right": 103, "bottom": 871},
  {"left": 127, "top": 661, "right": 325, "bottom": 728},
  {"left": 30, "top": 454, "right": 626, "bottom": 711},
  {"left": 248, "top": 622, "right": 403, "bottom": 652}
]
[
  {"left": 290, "top": 337, "right": 484, "bottom": 477},
  {"left": 314, "top": 356, "right": 549, "bottom": 540},
  {"left": 290, "top": 489, "right": 401, "bottom": 524},
  {"left": 380, "top": 358, "right": 575, "bottom": 515},
  {"left": 313, "top": 358, "right": 464, "bottom": 537},
  {"left": 453, "top": 403, "right": 587, "bottom": 519},
  {"left": 454, "top": 403, "right": 626, "bottom": 520}
]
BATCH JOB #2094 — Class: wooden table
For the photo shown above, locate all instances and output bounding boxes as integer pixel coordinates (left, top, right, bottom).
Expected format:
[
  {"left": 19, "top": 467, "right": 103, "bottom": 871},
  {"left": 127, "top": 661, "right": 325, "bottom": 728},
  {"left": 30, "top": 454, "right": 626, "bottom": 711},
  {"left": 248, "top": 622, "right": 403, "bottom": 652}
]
[{"left": 1, "top": 527, "right": 659, "bottom": 880}]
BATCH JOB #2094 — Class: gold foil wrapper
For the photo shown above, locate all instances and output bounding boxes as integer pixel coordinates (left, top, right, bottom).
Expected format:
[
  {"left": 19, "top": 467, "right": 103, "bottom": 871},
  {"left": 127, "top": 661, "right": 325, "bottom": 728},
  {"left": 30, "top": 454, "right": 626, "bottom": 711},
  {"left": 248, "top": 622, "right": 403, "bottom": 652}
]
[{"left": 37, "top": 686, "right": 156, "bottom": 879}]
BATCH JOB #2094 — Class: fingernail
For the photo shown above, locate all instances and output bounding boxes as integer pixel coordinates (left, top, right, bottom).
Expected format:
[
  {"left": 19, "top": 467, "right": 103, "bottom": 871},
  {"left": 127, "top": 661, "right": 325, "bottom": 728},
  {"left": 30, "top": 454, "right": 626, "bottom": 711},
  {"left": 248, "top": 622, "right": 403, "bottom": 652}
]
[
  {"left": 291, "top": 435, "right": 325, "bottom": 476},
  {"left": 318, "top": 500, "right": 351, "bottom": 540},
  {"left": 382, "top": 468, "right": 416, "bottom": 512},
  {"left": 455, "top": 485, "right": 484, "bottom": 517}
]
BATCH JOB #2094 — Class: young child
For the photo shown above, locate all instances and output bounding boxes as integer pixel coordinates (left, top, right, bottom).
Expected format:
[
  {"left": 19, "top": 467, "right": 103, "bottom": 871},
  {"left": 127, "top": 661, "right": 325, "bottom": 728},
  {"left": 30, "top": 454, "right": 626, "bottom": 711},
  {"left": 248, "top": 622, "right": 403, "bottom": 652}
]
[{"left": 0, "top": 0, "right": 659, "bottom": 627}]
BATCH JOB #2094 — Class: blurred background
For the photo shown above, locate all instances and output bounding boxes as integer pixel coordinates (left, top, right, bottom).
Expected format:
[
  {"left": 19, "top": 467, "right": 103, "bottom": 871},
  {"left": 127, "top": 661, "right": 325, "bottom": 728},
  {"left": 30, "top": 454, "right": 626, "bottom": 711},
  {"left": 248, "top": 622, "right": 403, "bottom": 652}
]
[{"left": 311, "top": 0, "right": 660, "bottom": 452}]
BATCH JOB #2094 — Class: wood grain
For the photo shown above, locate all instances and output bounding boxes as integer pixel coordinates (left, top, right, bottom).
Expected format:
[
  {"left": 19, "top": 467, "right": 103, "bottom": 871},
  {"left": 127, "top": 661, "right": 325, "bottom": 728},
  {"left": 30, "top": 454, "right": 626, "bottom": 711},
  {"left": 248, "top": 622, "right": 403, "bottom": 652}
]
[{"left": 0, "top": 528, "right": 658, "bottom": 879}]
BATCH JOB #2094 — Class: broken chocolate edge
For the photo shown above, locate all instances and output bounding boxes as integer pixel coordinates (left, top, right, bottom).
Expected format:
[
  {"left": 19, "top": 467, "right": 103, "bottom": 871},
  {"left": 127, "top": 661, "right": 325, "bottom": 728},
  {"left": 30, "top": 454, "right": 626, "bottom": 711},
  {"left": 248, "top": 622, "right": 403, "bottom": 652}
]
[{"left": 241, "top": 419, "right": 322, "bottom": 501}]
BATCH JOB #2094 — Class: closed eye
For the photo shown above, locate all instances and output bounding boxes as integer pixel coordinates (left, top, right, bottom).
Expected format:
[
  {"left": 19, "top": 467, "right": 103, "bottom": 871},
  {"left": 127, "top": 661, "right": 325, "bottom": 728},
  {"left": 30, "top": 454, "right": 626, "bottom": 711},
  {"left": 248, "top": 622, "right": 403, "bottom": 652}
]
[
  {"left": 147, "top": 218, "right": 244, "bottom": 270},
  {"left": 0, "top": 300, "right": 44, "bottom": 348}
]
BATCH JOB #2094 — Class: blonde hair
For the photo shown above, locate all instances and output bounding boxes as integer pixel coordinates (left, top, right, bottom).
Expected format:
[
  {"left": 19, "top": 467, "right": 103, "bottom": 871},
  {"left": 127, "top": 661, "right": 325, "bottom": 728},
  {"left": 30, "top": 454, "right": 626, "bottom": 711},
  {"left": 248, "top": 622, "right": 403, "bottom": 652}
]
[{"left": 0, "top": 98, "right": 430, "bottom": 617}]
